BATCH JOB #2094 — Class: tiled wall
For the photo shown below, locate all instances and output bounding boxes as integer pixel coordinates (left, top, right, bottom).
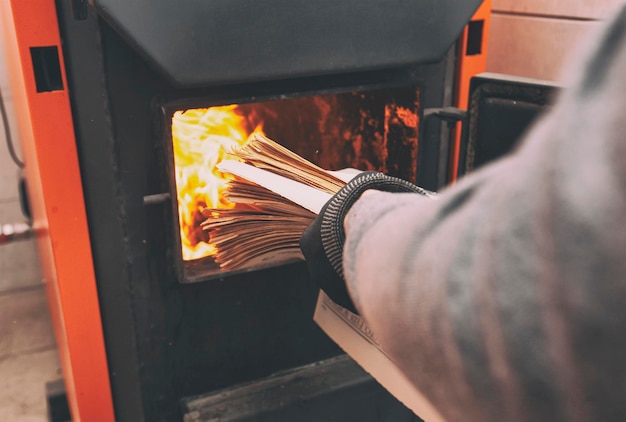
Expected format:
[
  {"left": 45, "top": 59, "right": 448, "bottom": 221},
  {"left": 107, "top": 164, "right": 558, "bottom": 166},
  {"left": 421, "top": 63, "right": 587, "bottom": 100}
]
[
  {"left": 487, "top": 0, "right": 624, "bottom": 81},
  {"left": 0, "top": 30, "right": 42, "bottom": 293}
]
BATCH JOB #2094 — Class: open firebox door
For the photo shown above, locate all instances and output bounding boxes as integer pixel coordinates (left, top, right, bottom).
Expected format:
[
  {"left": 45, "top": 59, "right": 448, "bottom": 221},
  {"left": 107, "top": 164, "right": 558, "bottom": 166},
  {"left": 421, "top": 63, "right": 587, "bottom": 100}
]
[
  {"left": 166, "top": 87, "right": 423, "bottom": 282},
  {"left": 3, "top": 0, "right": 504, "bottom": 421}
]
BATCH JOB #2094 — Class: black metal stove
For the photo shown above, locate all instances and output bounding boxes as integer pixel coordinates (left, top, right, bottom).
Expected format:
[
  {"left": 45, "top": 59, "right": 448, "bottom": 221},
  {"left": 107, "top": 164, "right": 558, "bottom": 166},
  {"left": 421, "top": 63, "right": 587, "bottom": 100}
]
[{"left": 54, "top": 1, "right": 483, "bottom": 420}]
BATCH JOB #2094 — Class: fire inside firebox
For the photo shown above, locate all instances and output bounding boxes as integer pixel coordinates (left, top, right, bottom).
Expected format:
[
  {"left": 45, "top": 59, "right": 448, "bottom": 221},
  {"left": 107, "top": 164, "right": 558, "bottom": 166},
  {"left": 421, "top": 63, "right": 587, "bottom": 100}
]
[{"left": 169, "top": 86, "right": 421, "bottom": 281}]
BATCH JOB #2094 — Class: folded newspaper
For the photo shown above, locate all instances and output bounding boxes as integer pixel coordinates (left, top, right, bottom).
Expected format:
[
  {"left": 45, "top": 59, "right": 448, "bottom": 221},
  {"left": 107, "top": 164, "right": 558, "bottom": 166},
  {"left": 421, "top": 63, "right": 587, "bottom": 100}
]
[{"left": 207, "top": 133, "right": 443, "bottom": 420}]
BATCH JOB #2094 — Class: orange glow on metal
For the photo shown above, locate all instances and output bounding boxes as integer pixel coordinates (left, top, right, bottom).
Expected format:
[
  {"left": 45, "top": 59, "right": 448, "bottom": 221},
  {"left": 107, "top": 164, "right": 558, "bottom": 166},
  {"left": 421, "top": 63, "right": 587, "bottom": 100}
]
[
  {"left": 392, "top": 106, "right": 419, "bottom": 128},
  {"left": 450, "top": 0, "right": 492, "bottom": 182},
  {"left": 171, "top": 106, "right": 263, "bottom": 260},
  {"left": 1, "top": 1, "right": 114, "bottom": 421}
]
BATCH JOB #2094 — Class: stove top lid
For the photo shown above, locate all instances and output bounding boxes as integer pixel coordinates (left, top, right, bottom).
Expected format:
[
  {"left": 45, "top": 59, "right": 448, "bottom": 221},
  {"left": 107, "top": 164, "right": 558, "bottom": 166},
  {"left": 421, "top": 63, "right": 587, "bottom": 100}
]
[{"left": 92, "top": 0, "right": 483, "bottom": 87}]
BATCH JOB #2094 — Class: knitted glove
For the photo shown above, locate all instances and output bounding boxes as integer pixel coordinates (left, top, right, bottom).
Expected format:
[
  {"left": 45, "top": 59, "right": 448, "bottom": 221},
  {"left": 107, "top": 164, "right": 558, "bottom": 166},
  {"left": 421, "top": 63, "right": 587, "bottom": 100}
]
[{"left": 300, "top": 172, "right": 433, "bottom": 313}]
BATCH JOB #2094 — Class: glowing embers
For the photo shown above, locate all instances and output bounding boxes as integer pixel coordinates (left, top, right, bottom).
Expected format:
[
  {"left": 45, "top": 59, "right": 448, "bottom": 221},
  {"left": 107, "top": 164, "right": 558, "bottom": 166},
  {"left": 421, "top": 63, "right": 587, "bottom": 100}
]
[{"left": 171, "top": 106, "right": 263, "bottom": 261}]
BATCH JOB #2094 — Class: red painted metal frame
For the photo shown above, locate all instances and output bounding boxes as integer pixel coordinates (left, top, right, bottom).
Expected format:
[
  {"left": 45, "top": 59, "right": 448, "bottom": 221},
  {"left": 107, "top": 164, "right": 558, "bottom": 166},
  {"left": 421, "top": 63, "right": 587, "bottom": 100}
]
[
  {"left": 450, "top": 0, "right": 492, "bottom": 181},
  {"left": 1, "top": 1, "right": 115, "bottom": 421}
]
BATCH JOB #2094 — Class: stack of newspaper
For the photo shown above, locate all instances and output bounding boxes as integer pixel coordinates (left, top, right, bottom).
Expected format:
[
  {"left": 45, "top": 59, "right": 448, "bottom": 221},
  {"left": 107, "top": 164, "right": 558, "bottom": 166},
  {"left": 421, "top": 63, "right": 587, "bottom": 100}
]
[{"left": 205, "top": 133, "right": 443, "bottom": 421}]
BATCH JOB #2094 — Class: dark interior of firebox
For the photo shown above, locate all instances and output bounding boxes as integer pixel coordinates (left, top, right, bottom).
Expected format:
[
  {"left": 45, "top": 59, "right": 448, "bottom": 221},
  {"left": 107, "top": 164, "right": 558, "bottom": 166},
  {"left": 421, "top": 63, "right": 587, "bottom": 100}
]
[{"left": 166, "top": 86, "right": 422, "bottom": 283}]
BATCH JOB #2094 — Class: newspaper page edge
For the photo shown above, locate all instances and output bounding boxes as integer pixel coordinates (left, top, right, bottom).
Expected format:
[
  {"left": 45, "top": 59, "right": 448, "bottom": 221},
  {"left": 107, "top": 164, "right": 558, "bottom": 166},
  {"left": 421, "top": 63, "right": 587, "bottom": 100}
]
[{"left": 313, "top": 291, "right": 445, "bottom": 422}]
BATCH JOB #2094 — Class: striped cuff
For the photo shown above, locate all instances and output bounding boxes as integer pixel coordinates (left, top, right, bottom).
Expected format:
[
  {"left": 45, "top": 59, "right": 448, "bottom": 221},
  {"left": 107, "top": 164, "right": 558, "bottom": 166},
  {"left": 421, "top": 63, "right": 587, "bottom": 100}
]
[{"left": 320, "top": 172, "right": 433, "bottom": 279}]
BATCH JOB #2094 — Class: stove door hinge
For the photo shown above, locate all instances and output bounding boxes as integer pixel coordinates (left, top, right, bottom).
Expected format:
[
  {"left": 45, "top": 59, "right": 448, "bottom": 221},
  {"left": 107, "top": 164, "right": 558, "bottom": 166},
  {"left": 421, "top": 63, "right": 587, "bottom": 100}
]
[
  {"left": 71, "top": 0, "right": 88, "bottom": 20},
  {"left": 421, "top": 107, "right": 468, "bottom": 189},
  {"left": 423, "top": 106, "right": 467, "bottom": 129}
]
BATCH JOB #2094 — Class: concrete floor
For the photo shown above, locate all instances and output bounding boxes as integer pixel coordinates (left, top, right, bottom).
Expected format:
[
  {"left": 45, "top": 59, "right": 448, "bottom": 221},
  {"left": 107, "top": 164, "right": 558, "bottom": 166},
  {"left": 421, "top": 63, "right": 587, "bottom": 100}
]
[{"left": 0, "top": 284, "right": 61, "bottom": 421}]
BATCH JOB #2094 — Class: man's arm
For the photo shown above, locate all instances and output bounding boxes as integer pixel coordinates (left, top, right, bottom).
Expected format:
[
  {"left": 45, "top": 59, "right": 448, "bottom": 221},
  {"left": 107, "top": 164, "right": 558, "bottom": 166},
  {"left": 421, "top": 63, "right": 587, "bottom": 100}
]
[{"left": 343, "top": 7, "right": 626, "bottom": 421}]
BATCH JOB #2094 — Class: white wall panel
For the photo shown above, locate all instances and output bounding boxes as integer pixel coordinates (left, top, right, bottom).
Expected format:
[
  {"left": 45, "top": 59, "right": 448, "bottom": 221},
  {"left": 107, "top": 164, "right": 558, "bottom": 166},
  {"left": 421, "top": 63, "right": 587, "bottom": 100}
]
[
  {"left": 492, "top": 0, "right": 624, "bottom": 20},
  {"left": 487, "top": 14, "right": 603, "bottom": 81}
]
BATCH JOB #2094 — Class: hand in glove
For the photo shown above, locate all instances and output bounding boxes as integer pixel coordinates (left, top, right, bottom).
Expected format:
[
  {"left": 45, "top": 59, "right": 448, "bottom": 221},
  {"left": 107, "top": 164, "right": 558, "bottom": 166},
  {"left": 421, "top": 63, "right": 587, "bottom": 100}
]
[{"left": 299, "top": 172, "right": 433, "bottom": 313}]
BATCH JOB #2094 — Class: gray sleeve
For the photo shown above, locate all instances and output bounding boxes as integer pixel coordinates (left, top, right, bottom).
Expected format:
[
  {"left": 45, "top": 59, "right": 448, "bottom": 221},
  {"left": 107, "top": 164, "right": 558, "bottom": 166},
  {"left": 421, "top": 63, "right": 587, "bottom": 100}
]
[{"left": 343, "top": 7, "right": 626, "bottom": 422}]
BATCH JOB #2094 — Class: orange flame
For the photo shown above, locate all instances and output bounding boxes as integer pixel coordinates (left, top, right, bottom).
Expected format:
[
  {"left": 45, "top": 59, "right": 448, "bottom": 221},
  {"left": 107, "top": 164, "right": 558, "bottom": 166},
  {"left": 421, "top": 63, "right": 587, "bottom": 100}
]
[{"left": 171, "top": 105, "right": 262, "bottom": 261}]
